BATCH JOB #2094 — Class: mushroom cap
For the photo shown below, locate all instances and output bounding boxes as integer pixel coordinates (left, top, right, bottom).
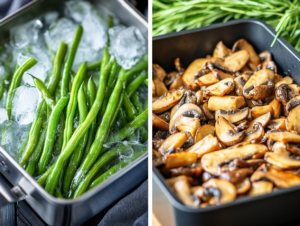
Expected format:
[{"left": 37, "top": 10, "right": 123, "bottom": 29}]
[
  {"left": 183, "top": 58, "right": 208, "bottom": 90},
  {"left": 153, "top": 89, "right": 185, "bottom": 114}
]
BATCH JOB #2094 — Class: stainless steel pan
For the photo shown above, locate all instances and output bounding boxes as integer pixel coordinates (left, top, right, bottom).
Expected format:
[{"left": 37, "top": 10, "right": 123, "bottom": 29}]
[{"left": 0, "top": 1, "right": 148, "bottom": 225}]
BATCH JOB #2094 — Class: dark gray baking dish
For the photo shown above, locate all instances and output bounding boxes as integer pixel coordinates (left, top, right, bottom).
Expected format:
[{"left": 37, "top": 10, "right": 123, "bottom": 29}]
[
  {"left": 153, "top": 18, "right": 300, "bottom": 226},
  {"left": 0, "top": 0, "right": 148, "bottom": 226}
]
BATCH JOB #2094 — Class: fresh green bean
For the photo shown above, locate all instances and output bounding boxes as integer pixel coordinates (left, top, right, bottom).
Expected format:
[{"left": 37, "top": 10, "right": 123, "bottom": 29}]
[
  {"left": 62, "top": 63, "right": 86, "bottom": 149},
  {"left": 123, "top": 58, "right": 148, "bottom": 82},
  {"left": 15, "top": 131, "right": 30, "bottom": 161},
  {"left": 145, "top": 79, "right": 148, "bottom": 87},
  {"left": 63, "top": 83, "right": 89, "bottom": 196},
  {"left": 5, "top": 57, "right": 37, "bottom": 119},
  {"left": 87, "top": 60, "right": 102, "bottom": 72},
  {"left": 131, "top": 93, "right": 143, "bottom": 115},
  {"left": 108, "top": 90, "right": 125, "bottom": 128},
  {"left": 125, "top": 73, "right": 147, "bottom": 98},
  {"left": 55, "top": 188, "right": 64, "bottom": 199},
  {"left": 72, "top": 143, "right": 129, "bottom": 198},
  {"left": 53, "top": 113, "right": 65, "bottom": 157},
  {"left": 43, "top": 49, "right": 113, "bottom": 195},
  {"left": 30, "top": 75, "right": 55, "bottom": 108},
  {"left": 118, "top": 107, "right": 129, "bottom": 127},
  {"left": 26, "top": 126, "right": 48, "bottom": 176},
  {"left": 0, "top": 80, "right": 4, "bottom": 101},
  {"left": 38, "top": 96, "right": 70, "bottom": 175},
  {"left": 61, "top": 26, "right": 83, "bottom": 97}
]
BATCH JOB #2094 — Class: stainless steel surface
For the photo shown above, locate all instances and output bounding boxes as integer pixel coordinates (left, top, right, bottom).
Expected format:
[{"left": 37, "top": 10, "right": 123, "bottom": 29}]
[{"left": 0, "top": 0, "right": 148, "bottom": 225}]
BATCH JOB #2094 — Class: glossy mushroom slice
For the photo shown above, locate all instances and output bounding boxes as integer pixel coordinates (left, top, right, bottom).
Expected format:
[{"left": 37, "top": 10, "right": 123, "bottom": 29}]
[
  {"left": 232, "top": 39, "right": 260, "bottom": 70},
  {"left": 170, "top": 162, "right": 202, "bottom": 177},
  {"left": 215, "top": 107, "right": 249, "bottom": 123},
  {"left": 169, "top": 103, "right": 204, "bottom": 133},
  {"left": 286, "top": 105, "right": 300, "bottom": 133},
  {"left": 275, "top": 84, "right": 299, "bottom": 115},
  {"left": 234, "top": 73, "right": 250, "bottom": 96},
  {"left": 265, "top": 130, "right": 300, "bottom": 143},
  {"left": 216, "top": 116, "right": 246, "bottom": 146},
  {"left": 204, "top": 78, "right": 234, "bottom": 96},
  {"left": 268, "top": 98, "right": 281, "bottom": 118},
  {"left": 213, "top": 41, "right": 232, "bottom": 58},
  {"left": 275, "top": 76, "right": 293, "bottom": 89},
  {"left": 158, "top": 132, "right": 187, "bottom": 155},
  {"left": 170, "top": 75, "right": 184, "bottom": 90},
  {"left": 243, "top": 122, "right": 264, "bottom": 143},
  {"left": 152, "top": 113, "right": 169, "bottom": 131},
  {"left": 243, "top": 69, "right": 275, "bottom": 100},
  {"left": 196, "top": 90, "right": 204, "bottom": 105},
  {"left": 153, "top": 89, "right": 185, "bottom": 114},
  {"left": 267, "top": 118, "right": 286, "bottom": 130},
  {"left": 202, "top": 102, "right": 214, "bottom": 120},
  {"left": 236, "top": 178, "right": 251, "bottom": 195},
  {"left": 219, "top": 168, "right": 253, "bottom": 184},
  {"left": 201, "top": 144, "right": 268, "bottom": 175},
  {"left": 208, "top": 96, "right": 246, "bottom": 111},
  {"left": 195, "top": 72, "right": 219, "bottom": 86},
  {"left": 153, "top": 77, "right": 168, "bottom": 96},
  {"left": 228, "top": 159, "right": 264, "bottom": 171},
  {"left": 246, "top": 112, "right": 271, "bottom": 133},
  {"left": 248, "top": 181, "right": 273, "bottom": 196},
  {"left": 251, "top": 105, "right": 273, "bottom": 118},
  {"left": 186, "top": 134, "right": 220, "bottom": 158},
  {"left": 153, "top": 64, "right": 167, "bottom": 81},
  {"left": 183, "top": 58, "right": 208, "bottom": 90},
  {"left": 202, "top": 179, "right": 236, "bottom": 205},
  {"left": 164, "top": 152, "right": 198, "bottom": 169},
  {"left": 195, "top": 125, "right": 215, "bottom": 143},
  {"left": 286, "top": 95, "right": 300, "bottom": 113},
  {"left": 174, "top": 116, "right": 200, "bottom": 136},
  {"left": 251, "top": 164, "right": 300, "bottom": 188}
]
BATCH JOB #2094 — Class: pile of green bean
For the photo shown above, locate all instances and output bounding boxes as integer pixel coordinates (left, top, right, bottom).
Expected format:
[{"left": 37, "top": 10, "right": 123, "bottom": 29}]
[{"left": 1, "top": 16, "right": 148, "bottom": 199}]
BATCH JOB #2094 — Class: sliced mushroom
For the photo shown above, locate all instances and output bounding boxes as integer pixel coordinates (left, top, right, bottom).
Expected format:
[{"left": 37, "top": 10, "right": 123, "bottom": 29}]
[
  {"left": 153, "top": 89, "right": 185, "bottom": 114},
  {"left": 169, "top": 103, "right": 204, "bottom": 133},
  {"left": 175, "top": 116, "right": 200, "bottom": 136},
  {"left": 203, "top": 179, "right": 236, "bottom": 205},
  {"left": 268, "top": 98, "right": 281, "bottom": 118},
  {"left": 236, "top": 178, "right": 251, "bottom": 194},
  {"left": 215, "top": 107, "right": 249, "bottom": 123},
  {"left": 208, "top": 96, "right": 246, "bottom": 111},
  {"left": 289, "top": 84, "right": 300, "bottom": 94},
  {"left": 267, "top": 118, "right": 286, "bottom": 130},
  {"left": 266, "top": 130, "right": 300, "bottom": 143},
  {"left": 213, "top": 41, "right": 232, "bottom": 58},
  {"left": 195, "top": 90, "right": 204, "bottom": 105},
  {"left": 169, "top": 75, "right": 184, "bottom": 90},
  {"left": 251, "top": 164, "right": 300, "bottom": 188},
  {"left": 243, "top": 69, "right": 275, "bottom": 100},
  {"left": 275, "top": 84, "right": 299, "bottom": 111},
  {"left": 232, "top": 39, "right": 260, "bottom": 70},
  {"left": 170, "top": 162, "right": 202, "bottom": 177},
  {"left": 202, "top": 102, "right": 214, "bottom": 120},
  {"left": 164, "top": 152, "right": 198, "bottom": 169},
  {"left": 243, "top": 122, "right": 264, "bottom": 143},
  {"left": 213, "top": 69, "right": 235, "bottom": 80},
  {"left": 153, "top": 64, "right": 167, "bottom": 81},
  {"left": 152, "top": 113, "right": 169, "bottom": 131},
  {"left": 228, "top": 159, "right": 264, "bottom": 171},
  {"left": 275, "top": 76, "right": 293, "bottom": 89},
  {"left": 204, "top": 78, "right": 234, "bottom": 96},
  {"left": 286, "top": 105, "right": 300, "bottom": 133},
  {"left": 259, "top": 50, "right": 271, "bottom": 63},
  {"left": 246, "top": 112, "right": 271, "bottom": 133},
  {"left": 186, "top": 134, "right": 220, "bottom": 158},
  {"left": 234, "top": 73, "right": 250, "bottom": 96},
  {"left": 195, "top": 72, "right": 219, "bottom": 86},
  {"left": 170, "top": 103, "right": 180, "bottom": 118},
  {"left": 153, "top": 77, "right": 168, "bottom": 97},
  {"left": 183, "top": 58, "right": 208, "bottom": 90},
  {"left": 158, "top": 132, "right": 187, "bottom": 155},
  {"left": 195, "top": 125, "right": 215, "bottom": 143},
  {"left": 164, "top": 71, "right": 178, "bottom": 86},
  {"left": 219, "top": 168, "right": 253, "bottom": 184},
  {"left": 250, "top": 105, "right": 273, "bottom": 119},
  {"left": 248, "top": 181, "right": 273, "bottom": 196},
  {"left": 216, "top": 116, "right": 246, "bottom": 146},
  {"left": 286, "top": 95, "right": 300, "bottom": 113},
  {"left": 152, "top": 80, "right": 156, "bottom": 96}
]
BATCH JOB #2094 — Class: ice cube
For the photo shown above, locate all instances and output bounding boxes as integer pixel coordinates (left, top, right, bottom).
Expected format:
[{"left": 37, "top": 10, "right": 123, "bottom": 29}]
[
  {"left": 0, "top": 109, "right": 8, "bottom": 124},
  {"left": 11, "top": 86, "right": 40, "bottom": 125},
  {"left": 65, "top": 1, "right": 92, "bottom": 23},
  {"left": 44, "top": 11, "right": 59, "bottom": 26},
  {"left": 10, "top": 19, "right": 43, "bottom": 49},
  {"left": 108, "top": 25, "right": 147, "bottom": 69},
  {"left": 44, "top": 18, "right": 77, "bottom": 52}
]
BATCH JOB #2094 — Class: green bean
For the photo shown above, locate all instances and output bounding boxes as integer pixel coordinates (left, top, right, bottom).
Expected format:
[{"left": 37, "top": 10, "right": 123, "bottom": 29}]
[
  {"left": 61, "top": 26, "right": 83, "bottom": 97},
  {"left": 83, "top": 77, "right": 97, "bottom": 159},
  {"left": 30, "top": 75, "right": 55, "bottom": 108},
  {"left": 125, "top": 73, "right": 147, "bottom": 98},
  {"left": 118, "top": 107, "right": 129, "bottom": 127},
  {"left": 5, "top": 57, "right": 37, "bottom": 119},
  {"left": 43, "top": 49, "right": 113, "bottom": 195},
  {"left": 63, "top": 83, "right": 89, "bottom": 196},
  {"left": 145, "top": 79, "right": 148, "bottom": 87},
  {"left": 0, "top": 80, "right": 4, "bottom": 101},
  {"left": 38, "top": 96, "right": 70, "bottom": 175},
  {"left": 15, "top": 131, "right": 30, "bottom": 161},
  {"left": 131, "top": 93, "right": 144, "bottom": 115},
  {"left": 123, "top": 58, "right": 148, "bottom": 82},
  {"left": 53, "top": 113, "right": 65, "bottom": 157},
  {"left": 87, "top": 60, "right": 102, "bottom": 72},
  {"left": 72, "top": 143, "right": 129, "bottom": 198},
  {"left": 18, "top": 42, "right": 68, "bottom": 166},
  {"left": 26, "top": 126, "right": 48, "bottom": 176},
  {"left": 88, "top": 147, "right": 147, "bottom": 191},
  {"left": 55, "top": 188, "right": 64, "bottom": 199},
  {"left": 67, "top": 74, "right": 125, "bottom": 197},
  {"left": 62, "top": 63, "right": 86, "bottom": 149},
  {"left": 109, "top": 90, "right": 125, "bottom": 128},
  {"left": 37, "top": 164, "right": 54, "bottom": 187}
]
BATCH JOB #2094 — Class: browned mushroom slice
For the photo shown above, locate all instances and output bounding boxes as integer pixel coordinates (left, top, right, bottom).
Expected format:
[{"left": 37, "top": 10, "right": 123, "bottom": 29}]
[
  {"left": 268, "top": 98, "right": 281, "bottom": 118},
  {"left": 186, "top": 134, "right": 220, "bottom": 158},
  {"left": 203, "top": 179, "right": 236, "bottom": 205},
  {"left": 164, "top": 71, "right": 178, "bottom": 86},
  {"left": 213, "top": 69, "right": 235, "bottom": 80},
  {"left": 267, "top": 118, "right": 286, "bottom": 130},
  {"left": 158, "top": 132, "right": 187, "bottom": 155},
  {"left": 208, "top": 96, "right": 246, "bottom": 111},
  {"left": 170, "top": 103, "right": 180, "bottom": 118},
  {"left": 152, "top": 113, "right": 169, "bottom": 131},
  {"left": 243, "top": 122, "right": 264, "bottom": 143},
  {"left": 170, "top": 162, "right": 202, "bottom": 177},
  {"left": 219, "top": 168, "right": 253, "bottom": 184},
  {"left": 153, "top": 77, "right": 168, "bottom": 97},
  {"left": 275, "top": 84, "right": 299, "bottom": 111},
  {"left": 204, "top": 78, "right": 234, "bottom": 96},
  {"left": 286, "top": 95, "right": 300, "bottom": 113},
  {"left": 286, "top": 105, "right": 300, "bottom": 133},
  {"left": 202, "top": 102, "right": 214, "bottom": 120},
  {"left": 213, "top": 41, "right": 232, "bottom": 58},
  {"left": 246, "top": 112, "right": 271, "bottom": 133},
  {"left": 215, "top": 107, "right": 249, "bottom": 123},
  {"left": 169, "top": 103, "right": 203, "bottom": 133},
  {"left": 183, "top": 58, "right": 208, "bottom": 90},
  {"left": 195, "top": 72, "right": 219, "bottom": 86},
  {"left": 216, "top": 116, "right": 246, "bottom": 146},
  {"left": 175, "top": 116, "right": 200, "bottom": 136},
  {"left": 153, "top": 64, "right": 167, "bottom": 81},
  {"left": 196, "top": 90, "right": 204, "bottom": 105},
  {"left": 248, "top": 181, "right": 273, "bottom": 196},
  {"left": 259, "top": 50, "right": 272, "bottom": 62},
  {"left": 164, "top": 152, "right": 198, "bottom": 169},
  {"left": 266, "top": 130, "right": 300, "bottom": 143},
  {"left": 232, "top": 39, "right": 260, "bottom": 70},
  {"left": 275, "top": 76, "right": 293, "bottom": 89},
  {"left": 170, "top": 75, "right": 184, "bottom": 90},
  {"left": 153, "top": 89, "right": 184, "bottom": 114},
  {"left": 251, "top": 164, "right": 300, "bottom": 188},
  {"left": 201, "top": 144, "right": 268, "bottom": 175},
  {"left": 234, "top": 73, "right": 250, "bottom": 96},
  {"left": 250, "top": 105, "right": 273, "bottom": 118},
  {"left": 236, "top": 178, "right": 251, "bottom": 195},
  {"left": 191, "top": 186, "right": 205, "bottom": 199},
  {"left": 229, "top": 159, "right": 264, "bottom": 170},
  {"left": 195, "top": 125, "right": 215, "bottom": 143},
  {"left": 289, "top": 84, "right": 300, "bottom": 94},
  {"left": 243, "top": 69, "right": 275, "bottom": 100}
]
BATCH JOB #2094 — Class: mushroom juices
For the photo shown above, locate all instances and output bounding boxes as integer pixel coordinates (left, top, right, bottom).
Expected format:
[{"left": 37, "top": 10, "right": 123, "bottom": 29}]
[{"left": 152, "top": 39, "right": 300, "bottom": 207}]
